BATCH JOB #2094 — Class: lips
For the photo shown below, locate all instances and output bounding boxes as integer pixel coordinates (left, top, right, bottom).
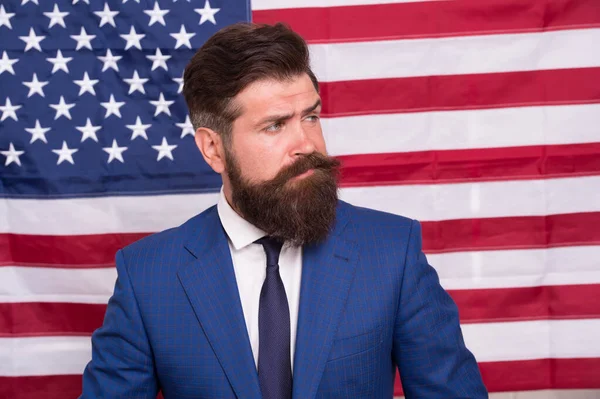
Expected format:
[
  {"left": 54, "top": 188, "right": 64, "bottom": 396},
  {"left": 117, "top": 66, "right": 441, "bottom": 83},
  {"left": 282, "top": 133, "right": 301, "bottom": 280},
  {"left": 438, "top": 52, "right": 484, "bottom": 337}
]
[{"left": 293, "top": 168, "right": 315, "bottom": 180}]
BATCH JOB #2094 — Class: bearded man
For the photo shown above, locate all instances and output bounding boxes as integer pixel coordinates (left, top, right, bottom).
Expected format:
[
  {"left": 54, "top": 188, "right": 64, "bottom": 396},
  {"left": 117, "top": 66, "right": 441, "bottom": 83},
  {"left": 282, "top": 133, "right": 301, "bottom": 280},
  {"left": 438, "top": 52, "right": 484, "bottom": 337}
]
[{"left": 80, "top": 22, "right": 488, "bottom": 399}]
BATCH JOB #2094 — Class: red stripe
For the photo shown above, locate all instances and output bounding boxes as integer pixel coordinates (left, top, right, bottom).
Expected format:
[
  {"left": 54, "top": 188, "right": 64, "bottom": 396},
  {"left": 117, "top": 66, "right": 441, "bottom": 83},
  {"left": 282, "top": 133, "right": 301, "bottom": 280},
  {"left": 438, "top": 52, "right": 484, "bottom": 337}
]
[
  {"left": 338, "top": 143, "right": 600, "bottom": 187},
  {"left": 449, "top": 284, "right": 600, "bottom": 324},
  {"left": 478, "top": 358, "right": 600, "bottom": 391},
  {"left": 3, "top": 285, "right": 599, "bottom": 336},
  {"left": 0, "top": 375, "right": 82, "bottom": 399},
  {"left": 0, "top": 375, "right": 163, "bottom": 399},
  {"left": 394, "top": 357, "right": 600, "bottom": 395},
  {"left": 2, "top": 212, "right": 599, "bottom": 266},
  {"left": 320, "top": 67, "right": 600, "bottom": 117},
  {"left": 253, "top": 0, "right": 600, "bottom": 43},
  {"left": 1, "top": 358, "right": 599, "bottom": 398},
  {"left": 0, "top": 302, "right": 107, "bottom": 337},
  {"left": 0, "top": 232, "right": 148, "bottom": 267},
  {"left": 420, "top": 212, "right": 600, "bottom": 254}
]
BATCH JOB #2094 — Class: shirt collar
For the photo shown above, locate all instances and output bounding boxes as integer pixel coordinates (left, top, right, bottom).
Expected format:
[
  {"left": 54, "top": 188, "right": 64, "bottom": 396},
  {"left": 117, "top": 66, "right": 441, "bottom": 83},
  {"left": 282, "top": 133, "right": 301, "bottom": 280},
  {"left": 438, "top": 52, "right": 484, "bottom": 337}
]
[{"left": 217, "top": 187, "right": 266, "bottom": 251}]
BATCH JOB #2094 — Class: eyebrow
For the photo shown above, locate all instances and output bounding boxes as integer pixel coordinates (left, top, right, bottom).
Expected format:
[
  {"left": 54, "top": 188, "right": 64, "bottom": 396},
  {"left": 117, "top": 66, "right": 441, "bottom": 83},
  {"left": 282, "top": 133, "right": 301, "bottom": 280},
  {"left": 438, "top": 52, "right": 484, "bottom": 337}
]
[
  {"left": 302, "top": 99, "right": 322, "bottom": 116},
  {"left": 255, "top": 99, "right": 322, "bottom": 129}
]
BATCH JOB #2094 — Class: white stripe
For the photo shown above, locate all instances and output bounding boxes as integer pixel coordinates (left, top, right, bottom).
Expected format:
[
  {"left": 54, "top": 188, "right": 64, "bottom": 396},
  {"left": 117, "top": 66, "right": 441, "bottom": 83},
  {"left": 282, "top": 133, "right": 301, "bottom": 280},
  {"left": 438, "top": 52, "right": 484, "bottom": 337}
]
[
  {"left": 0, "top": 336, "right": 90, "bottom": 376},
  {"left": 310, "top": 29, "right": 600, "bottom": 82},
  {"left": 2, "top": 319, "right": 598, "bottom": 376},
  {"left": 323, "top": 103, "right": 600, "bottom": 155},
  {"left": 3, "top": 246, "right": 599, "bottom": 302},
  {"left": 488, "top": 391, "right": 600, "bottom": 399},
  {"left": 462, "top": 319, "right": 600, "bottom": 362},
  {"left": 429, "top": 246, "right": 600, "bottom": 290},
  {"left": 399, "top": 390, "right": 600, "bottom": 399},
  {"left": 2, "top": 176, "right": 599, "bottom": 235},
  {"left": 251, "top": 0, "right": 435, "bottom": 11},
  {"left": 0, "top": 267, "right": 116, "bottom": 304},
  {"left": 0, "top": 192, "right": 219, "bottom": 235},
  {"left": 339, "top": 175, "right": 600, "bottom": 221},
  {"left": 489, "top": 391, "right": 600, "bottom": 399}
]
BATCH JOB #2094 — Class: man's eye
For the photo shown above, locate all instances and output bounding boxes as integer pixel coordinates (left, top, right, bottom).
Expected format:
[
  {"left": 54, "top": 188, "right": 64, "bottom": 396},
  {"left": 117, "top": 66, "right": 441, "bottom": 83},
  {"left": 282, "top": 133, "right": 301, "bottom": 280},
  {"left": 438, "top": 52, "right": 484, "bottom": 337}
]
[
  {"left": 306, "top": 115, "right": 320, "bottom": 122},
  {"left": 265, "top": 122, "right": 282, "bottom": 132}
]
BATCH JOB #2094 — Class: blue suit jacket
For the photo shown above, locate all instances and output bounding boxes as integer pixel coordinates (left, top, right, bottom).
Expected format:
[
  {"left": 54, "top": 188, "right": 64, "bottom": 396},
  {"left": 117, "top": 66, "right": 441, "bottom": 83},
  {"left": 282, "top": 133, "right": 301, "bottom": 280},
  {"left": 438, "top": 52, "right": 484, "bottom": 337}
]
[{"left": 81, "top": 200, "right": 488, "bottom": 398}]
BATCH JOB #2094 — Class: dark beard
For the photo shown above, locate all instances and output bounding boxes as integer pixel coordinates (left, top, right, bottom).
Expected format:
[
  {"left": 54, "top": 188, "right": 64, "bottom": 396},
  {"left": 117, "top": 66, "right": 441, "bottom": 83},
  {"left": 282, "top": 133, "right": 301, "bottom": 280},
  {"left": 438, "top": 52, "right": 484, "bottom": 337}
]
[{"left": 225, "top": 151, "right": 341, "bottom": 246}]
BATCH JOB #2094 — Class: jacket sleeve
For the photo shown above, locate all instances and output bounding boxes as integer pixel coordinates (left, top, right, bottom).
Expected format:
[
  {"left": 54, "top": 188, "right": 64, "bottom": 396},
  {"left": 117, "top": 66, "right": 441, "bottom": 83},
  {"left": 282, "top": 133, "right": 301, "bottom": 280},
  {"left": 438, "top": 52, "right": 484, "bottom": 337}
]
[
  {"left": 392, "top": 220, "right": 488, "bottom": 398},
  {"left": 80, "top": 249, "right": 158, "bottom": 399}
]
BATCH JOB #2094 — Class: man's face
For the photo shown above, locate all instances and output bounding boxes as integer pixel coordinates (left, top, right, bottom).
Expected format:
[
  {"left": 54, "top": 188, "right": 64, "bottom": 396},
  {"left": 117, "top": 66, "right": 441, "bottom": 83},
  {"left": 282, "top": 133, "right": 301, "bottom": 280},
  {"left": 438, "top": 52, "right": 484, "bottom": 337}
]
[
  {"left": 226, "top": 73, "right": 328, "bottom": 186},
  {"left": 221, "top": 74, "right": 340, "bottom": 245}
]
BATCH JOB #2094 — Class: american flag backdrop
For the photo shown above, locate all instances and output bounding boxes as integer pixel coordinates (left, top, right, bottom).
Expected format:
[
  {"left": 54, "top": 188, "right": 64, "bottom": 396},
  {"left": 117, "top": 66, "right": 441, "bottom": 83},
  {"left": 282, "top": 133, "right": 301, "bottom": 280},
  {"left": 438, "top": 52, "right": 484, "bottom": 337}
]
[{"left": 1, "top": 0, "right": 599, "bottom": 398}]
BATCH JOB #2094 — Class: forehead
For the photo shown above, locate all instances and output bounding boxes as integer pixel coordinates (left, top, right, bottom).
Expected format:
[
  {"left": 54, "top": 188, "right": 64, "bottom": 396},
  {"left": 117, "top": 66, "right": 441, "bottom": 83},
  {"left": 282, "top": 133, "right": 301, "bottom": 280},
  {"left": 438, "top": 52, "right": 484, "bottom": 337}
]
[{"left": 234, "top": 75, "right": 320, "bottom": 118}]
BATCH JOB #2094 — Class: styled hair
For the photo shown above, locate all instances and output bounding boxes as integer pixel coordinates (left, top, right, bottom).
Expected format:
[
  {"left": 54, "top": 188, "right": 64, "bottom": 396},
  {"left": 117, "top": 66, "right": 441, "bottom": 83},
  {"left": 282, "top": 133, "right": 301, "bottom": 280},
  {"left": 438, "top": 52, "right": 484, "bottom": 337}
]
[{"left": 182, "top": 22, "right": 319, "bottom": 145}]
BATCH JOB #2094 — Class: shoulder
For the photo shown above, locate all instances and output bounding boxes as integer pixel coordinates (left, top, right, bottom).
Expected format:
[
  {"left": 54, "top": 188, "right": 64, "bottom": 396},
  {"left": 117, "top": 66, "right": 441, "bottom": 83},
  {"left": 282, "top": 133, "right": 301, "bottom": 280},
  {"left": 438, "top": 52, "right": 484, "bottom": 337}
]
[
  {"left": 118, "top": 204, "right": 218, "bottom": 267},
  {"left": 338, "top": 199, "right": 417, "bottom": 236},
  {"left": 336, "top": 202, "right": 423, "bottom": 292},
  {"left": 337, "top": 200, "right": 423, "bottom": 265}
]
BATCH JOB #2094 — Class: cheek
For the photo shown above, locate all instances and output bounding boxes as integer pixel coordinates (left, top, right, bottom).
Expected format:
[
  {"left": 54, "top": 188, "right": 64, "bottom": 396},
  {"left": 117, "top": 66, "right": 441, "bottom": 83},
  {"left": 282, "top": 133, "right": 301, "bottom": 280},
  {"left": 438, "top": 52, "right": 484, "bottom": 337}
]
[
  {"left": 252, "top": 156, "right": 278, "bottom": 181},
  {"left": 233, "top": 145, "right": 280, "bottom": 182}
]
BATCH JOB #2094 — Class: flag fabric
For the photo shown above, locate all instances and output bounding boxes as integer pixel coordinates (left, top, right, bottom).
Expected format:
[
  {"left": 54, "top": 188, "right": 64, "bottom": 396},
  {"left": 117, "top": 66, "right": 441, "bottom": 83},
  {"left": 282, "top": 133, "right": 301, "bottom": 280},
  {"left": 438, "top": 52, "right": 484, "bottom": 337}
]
[{"left": 1, "top": 0, "right": 599, "bottom": 398}]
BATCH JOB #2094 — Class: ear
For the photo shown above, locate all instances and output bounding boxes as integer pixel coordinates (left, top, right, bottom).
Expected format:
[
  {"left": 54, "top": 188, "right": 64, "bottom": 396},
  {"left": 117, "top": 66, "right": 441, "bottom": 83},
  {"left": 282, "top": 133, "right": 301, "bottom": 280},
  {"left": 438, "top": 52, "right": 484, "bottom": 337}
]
[{"left": 195, "top": 127, "right": 225, "bottom": 174}]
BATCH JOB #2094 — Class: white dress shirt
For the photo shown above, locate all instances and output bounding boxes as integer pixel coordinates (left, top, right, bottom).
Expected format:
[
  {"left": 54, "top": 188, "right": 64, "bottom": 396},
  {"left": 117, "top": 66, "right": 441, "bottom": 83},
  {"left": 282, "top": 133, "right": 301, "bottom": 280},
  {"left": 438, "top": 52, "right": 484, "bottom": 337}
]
[{"left": 217, "top": 188, "right": 302, "bottom": 373}]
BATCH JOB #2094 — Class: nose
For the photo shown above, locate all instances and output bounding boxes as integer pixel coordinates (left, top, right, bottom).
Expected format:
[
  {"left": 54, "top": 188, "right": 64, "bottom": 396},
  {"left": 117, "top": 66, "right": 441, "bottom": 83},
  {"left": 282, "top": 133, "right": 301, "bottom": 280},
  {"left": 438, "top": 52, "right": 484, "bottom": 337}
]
[{"left": 292, "top": 123, "right": 316, "bottom": 156}]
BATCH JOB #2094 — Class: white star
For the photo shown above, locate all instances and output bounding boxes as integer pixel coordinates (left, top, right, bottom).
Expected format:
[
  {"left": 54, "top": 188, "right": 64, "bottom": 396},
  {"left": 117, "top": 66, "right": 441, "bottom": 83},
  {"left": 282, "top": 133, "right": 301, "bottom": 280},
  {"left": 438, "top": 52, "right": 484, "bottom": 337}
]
[
  {"left": 144, "top": 2, "right": 169, "bottom": 26},
  {"left": 75, "top": 118, "right": 102, "bottom": 142},
  {"left": 98, "top": 49, "right": 122, "bottom": 72},
  {"left": 49, "top": 96, "right": 75, "bottom": 120},
  {"left": 44, "top": 4, "right": 69, "bottom": 28},
  {"left": 47, "top": 50, "right": 72, "bottom": 74},
  {"left": 0, "top": 98, "right": 21, "bottom": 121},
  {"left": 25, "top": 120, "right": 51, "bottom": 144},
  {"left": 0, "top": 51, "right": 18, "bottom": 75},
  {"left": 23, "top": 73, "right": 49, "bottom": 98},
  {"left": 173, "top": 75, "right": 184, "bottom": 93},
  {"left": 70, "top": 27, "right": 95, "bottom": 51},
  {"left": 72, "top": 0, "right": 90, "bottom": 4},
  {"left": 170, "top": 25, "right": 195, "bottom": 49},
  {"left": 52, "top": 141, "right": 78, "bottom": 165},
  {"left": 94, "top": 3, "right": 119, "bottom": 28},
  {"left": 101, "top": 94, "right": 125, "bottom": 118},
  {"left": 146, "top": 48, "right": 171, "bottom": 71},
  {"left": 0, "top": 5, "right": 15, "bottom": 29},
  {"left": 150, "top": 93, "right": 174, "bottom": 117},
  {"left": 19, "top": 28, "right": 45, "bottom": 52},
  {"left": 195, "top": 0, "right": 220, "bottom": 25},
  {"left": 21, "top": 0, "right": 39, "bottom": 5},
  {"left": 120, "top": 26, "right": 145, "bottom": 50},
  {"left": 152, "top": 137, "right": 177, "bottom": 161},
  {"left": 126, "top": 116, "right": 151, "bottom": 140},
  {"left": 124, "top": 70, "right": 148, "bottom": 94},
  {"left": 176, "top": 115, "right": 195, "bottom": 138},
  {"left": 103, "top": 139, "right": 128, "bottom": 163},
  {"left": 73, "top": 72, "right": 99, "bottom": 95},
  {"left": 1, "top": 143, "right": 25, "bottom": 167},
  {"left": 122, "top": 0, "right": 141, "bottom": 3}
]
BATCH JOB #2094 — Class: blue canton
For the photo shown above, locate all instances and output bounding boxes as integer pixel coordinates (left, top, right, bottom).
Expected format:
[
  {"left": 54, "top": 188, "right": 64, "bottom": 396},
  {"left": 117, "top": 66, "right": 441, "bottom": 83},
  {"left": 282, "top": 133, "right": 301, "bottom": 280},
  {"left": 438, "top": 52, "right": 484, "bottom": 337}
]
[{"left": 0, "top": 0, "right": 250, "bottom": 198}]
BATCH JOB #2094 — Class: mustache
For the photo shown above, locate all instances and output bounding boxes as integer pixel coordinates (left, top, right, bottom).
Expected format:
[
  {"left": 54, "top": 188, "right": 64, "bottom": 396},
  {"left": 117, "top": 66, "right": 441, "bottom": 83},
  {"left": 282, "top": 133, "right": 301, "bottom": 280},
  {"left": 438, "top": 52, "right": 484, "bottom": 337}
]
[{"left": 270, "top": 152, "right": 341, "bottom": 185}]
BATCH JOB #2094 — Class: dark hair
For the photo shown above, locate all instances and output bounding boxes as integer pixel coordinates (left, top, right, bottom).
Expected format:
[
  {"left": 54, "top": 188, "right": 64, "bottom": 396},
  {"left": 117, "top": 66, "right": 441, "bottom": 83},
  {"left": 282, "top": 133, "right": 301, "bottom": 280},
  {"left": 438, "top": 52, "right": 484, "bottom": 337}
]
[{"left": 182, "top": 22, "right": 319, "bottom": 145}]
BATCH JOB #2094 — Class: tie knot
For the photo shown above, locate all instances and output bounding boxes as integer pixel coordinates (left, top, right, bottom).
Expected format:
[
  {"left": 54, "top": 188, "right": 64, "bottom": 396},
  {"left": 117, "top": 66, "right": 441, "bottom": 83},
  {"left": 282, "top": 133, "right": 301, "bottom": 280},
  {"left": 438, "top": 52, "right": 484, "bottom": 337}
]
[{"left": 255, "top": 236, "right": 284, "bottom": 267}]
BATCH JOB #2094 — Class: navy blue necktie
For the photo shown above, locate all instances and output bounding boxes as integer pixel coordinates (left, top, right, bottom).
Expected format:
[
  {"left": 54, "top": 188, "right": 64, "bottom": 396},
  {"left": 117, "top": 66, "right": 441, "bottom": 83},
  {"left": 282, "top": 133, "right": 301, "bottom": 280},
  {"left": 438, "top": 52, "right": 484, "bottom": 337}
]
[{"left": 255, "top": 237, "right": 292, "bottom": 399}]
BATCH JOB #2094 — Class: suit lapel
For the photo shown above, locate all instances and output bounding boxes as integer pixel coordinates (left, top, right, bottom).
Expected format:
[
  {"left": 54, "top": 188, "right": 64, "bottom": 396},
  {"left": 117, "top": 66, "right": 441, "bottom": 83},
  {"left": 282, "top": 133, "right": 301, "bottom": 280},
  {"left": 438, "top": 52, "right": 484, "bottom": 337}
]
[
  {"left": 178, "top": 207, "right": 262, "bottom": 399},
  {"left": 292, "top": 204, "right": 358, "bottom": 399}
]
